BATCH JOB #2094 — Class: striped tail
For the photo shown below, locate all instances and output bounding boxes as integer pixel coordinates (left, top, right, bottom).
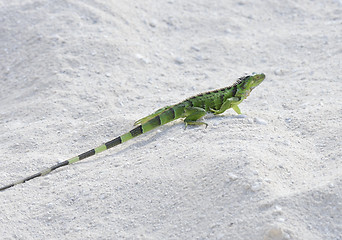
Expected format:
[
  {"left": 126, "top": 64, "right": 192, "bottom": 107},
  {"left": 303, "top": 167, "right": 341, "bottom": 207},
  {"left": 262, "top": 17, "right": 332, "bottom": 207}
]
[{"left": 0, "top": 107, "right": 181, "bottom": 191}]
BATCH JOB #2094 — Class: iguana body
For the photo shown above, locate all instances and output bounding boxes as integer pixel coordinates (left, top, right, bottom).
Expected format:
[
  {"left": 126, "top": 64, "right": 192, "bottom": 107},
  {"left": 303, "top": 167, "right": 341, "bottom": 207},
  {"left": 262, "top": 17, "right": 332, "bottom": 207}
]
[{"left": 0, "top": 73, "right": 265, "bottom": 191}]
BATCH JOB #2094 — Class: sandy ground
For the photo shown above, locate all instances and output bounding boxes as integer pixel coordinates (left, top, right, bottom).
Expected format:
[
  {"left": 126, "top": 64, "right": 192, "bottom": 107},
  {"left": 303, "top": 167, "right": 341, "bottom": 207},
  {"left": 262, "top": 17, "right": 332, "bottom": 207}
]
[{"left": 0, "top": 0, "right": 341, "bottom": 239}]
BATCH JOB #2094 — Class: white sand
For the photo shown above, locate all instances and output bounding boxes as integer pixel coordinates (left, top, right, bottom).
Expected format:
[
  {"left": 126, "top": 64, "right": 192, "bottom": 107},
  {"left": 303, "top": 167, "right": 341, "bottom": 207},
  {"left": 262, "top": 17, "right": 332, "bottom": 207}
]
[{"left": 0, "top": 0, "right": 341, "bottom": 239}]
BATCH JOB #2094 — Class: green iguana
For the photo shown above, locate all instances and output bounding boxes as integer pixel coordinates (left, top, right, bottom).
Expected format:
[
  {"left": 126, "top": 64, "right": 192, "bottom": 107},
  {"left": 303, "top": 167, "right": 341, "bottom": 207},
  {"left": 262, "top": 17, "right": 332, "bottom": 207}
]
[{"left": 0, "top": 73, "right": 265, "bottom": 191}]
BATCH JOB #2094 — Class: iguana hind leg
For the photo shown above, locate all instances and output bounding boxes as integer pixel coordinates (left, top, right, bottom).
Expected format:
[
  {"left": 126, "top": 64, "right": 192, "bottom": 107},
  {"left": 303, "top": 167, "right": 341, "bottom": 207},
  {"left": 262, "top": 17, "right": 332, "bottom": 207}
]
[
  {"left": 134, "top": 105, "right": 172, "bottom": 125},
  {"left": 184, "top": 107, "right": 208, "bottom": 128}
]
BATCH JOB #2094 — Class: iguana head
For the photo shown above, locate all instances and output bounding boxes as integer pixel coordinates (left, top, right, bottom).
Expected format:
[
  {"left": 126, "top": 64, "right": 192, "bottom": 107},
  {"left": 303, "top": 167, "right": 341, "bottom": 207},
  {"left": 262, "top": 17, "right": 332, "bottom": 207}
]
[
  {"left": 243, "top": 73, "right": 265, "bottom": 90},
  {"left": 249, "top": 73, "right": 265, "bottom": 89},
  {"left": 236, "top": 73, "right": 265, "bottom": 99}
]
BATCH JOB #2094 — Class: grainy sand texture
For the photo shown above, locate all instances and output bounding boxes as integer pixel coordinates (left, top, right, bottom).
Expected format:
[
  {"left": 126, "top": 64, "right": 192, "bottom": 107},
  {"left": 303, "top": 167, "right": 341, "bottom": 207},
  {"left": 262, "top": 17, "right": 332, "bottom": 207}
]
[{"left": 0, "top": 0, "right": 341, "bottom": 239}]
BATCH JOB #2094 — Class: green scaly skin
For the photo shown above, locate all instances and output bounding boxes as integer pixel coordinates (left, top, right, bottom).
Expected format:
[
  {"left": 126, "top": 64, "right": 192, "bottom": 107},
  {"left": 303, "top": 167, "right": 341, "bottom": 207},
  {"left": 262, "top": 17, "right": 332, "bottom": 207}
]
[{"left": 0, "top": 73, "right": 265, "bottom": 191}]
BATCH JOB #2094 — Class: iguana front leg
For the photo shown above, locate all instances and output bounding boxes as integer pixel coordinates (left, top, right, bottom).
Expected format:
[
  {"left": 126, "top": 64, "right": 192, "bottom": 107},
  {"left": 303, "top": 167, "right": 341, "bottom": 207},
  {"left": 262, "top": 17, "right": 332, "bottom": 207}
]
[
  {"left": 210, "top": 97, "right": 242, "bottom": 115},
  {"left": 184, "top": 107, "right": 208, "bottom": 128},
  {"left": 134, "top": 105, "right": 172, "bottom": 125}
]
